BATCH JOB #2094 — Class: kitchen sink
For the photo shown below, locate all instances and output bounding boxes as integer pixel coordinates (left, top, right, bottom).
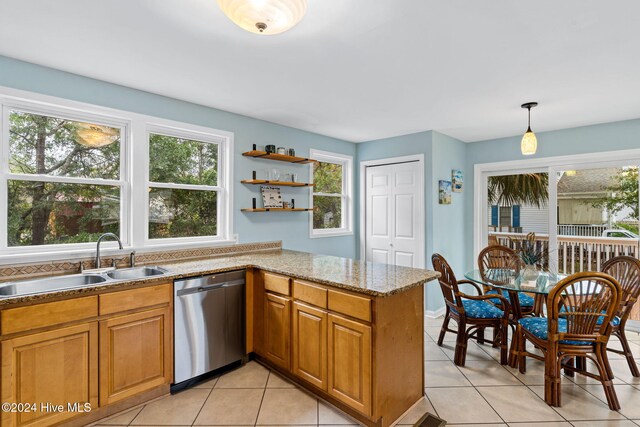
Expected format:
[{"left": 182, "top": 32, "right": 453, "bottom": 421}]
[
  {"left": 106, "top": 266, "right": 168, "bottom": 281},
  {"left": 0, "top": 274, "right": 108, "bottom": 297}
]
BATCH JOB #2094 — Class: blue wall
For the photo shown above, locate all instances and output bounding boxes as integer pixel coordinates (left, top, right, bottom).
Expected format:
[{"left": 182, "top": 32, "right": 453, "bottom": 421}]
[
  {"left": 0, "top": 56, "right": 357, "bottom": 258},
  {"left": 356, "top": 131, "right": 469, "bottom": 311}
]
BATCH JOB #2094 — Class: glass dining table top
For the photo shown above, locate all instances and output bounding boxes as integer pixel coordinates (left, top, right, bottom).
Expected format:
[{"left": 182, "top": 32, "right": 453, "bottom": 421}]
[{"left": 465, "top": 269, "right": 567, "bottom": 295}]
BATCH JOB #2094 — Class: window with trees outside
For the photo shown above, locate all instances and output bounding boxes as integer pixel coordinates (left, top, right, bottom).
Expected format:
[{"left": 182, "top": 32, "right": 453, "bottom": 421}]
[
  {"left": 310, "top": 150, "right": 352, "bottom": 237},
  {"left": 148, "top": 131, "right": 221, "bottom": 240},
  {"left": 6, "top": 109, "right": 125, "bottom": 248},
  {"left": 0, "top": 91, "right": 233, "bottom": 257}
]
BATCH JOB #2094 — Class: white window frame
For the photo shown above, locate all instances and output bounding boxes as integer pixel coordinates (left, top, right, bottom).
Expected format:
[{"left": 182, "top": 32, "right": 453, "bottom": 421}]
[
  {"left": 309, "top": 149, "right": 353, "bottom": 238},
  {"left": 474, "top": 148, "right": 640, "bottom": 273},
  {"left": 0, "top": 85, "right": 234, "bottom": 263},
  {"left": 145, "top": 123, "right": 231, "bottom": 246}
]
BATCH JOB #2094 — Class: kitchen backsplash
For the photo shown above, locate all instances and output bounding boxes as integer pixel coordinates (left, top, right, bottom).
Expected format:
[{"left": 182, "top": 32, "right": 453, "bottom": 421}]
[{"left": 0, "top": 241, "right": 281, "bottom": 282}]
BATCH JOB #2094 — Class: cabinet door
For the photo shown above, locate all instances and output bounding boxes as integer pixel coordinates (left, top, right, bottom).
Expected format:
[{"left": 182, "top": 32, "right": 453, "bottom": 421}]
[
  {"left": 327, "top": 314, "right": 372, "bottom": 416},
  {"left": 263, "top": 292, "right": 291, "bottom": 370},
  {"left": 99, "top": 307, "right": 172, "bottom": 405},
  {"left": 292, "top": 302, "right": 327, "bottom": 390},
  {"left": 0, "top": 323, "right": 98, "bottom": 427}
]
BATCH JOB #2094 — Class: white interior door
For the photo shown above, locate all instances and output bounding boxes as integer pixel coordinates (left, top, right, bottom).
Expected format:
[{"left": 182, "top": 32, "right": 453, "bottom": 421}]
[{"left": 365, "top": 161, "right": 423, "bottom": 268}]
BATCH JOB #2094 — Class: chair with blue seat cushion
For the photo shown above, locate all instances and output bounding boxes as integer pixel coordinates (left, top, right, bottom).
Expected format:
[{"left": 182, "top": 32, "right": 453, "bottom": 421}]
[
  {"left": 487, "top": 289, "right": 535, "bottom": 307},
  {"left": 432, "top": 253, "right": 511, "bottom": 367},
  {"left": 478, "top": 245, "right": 538, "bottom": 317},
  {"left": 515, "top": 272, "right": 622, "bottom": 410},
  {"left": 601, "top": 256, "right": 640, "bottom": 378}
]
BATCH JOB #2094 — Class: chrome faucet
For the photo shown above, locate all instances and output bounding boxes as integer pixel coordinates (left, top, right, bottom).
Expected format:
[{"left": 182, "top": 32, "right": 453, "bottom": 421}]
[{"left": 95, "top": 233, "right": 123, "bottom": 269}]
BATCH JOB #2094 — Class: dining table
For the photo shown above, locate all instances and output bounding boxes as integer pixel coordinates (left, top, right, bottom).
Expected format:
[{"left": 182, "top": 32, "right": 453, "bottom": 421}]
[{"left": 464, "top": 268, "right": 567, "bottom": 367}]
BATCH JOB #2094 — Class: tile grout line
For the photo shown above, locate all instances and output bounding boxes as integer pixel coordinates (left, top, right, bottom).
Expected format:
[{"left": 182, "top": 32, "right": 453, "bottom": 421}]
[
  {"left": 190, "top": 385, "right": 216, "bottom": 427},
  {"left": 127, "top": 402, "right": 147, "bottom": 426},
  {"left": 254, "top": 370, "right": 270, "bottom": 427}
]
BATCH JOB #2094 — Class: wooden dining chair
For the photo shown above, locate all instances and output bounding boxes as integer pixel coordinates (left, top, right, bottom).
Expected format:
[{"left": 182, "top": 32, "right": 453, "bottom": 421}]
[
  {"left": 602, "top": 255, "right": 640, "bottom": 377},
  {"left": 431, "top": 253, "right": 511, "bottom": 366},
  {"left": 478, "top": 245, "right": 536, "bottom": 316},
  {"left": 515, "top": 272, "right": 621, "bottom": 410}
]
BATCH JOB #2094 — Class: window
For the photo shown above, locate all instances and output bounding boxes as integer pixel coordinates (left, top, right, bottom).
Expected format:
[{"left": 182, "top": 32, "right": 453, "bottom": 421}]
[
  {"left": 5, "top": 108, "right": 125, "bottom": 247},
  {"left": 310, "top": 150, "right": 352, "bottom": 237},
  {"left": 147, "top": 130, "right": 223, "bottom": 241},
  {"left": 0, "top": 88, "right": 233, "bottom": 258}
]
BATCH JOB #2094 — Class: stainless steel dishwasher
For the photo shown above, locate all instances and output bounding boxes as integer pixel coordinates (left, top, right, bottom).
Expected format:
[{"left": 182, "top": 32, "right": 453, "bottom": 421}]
[{"left": 173, "top": 270, "right": 245, "bottom": 390}]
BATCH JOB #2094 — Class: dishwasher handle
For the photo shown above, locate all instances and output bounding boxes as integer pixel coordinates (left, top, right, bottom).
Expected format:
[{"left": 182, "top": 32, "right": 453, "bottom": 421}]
[{"left": 176, "top": 282, "right": 227, "bottom": 297}]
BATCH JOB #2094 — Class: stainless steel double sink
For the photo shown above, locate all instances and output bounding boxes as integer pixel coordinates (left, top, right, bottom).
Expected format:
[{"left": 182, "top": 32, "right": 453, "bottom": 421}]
[{"left": 0, "top": 266, "right": 169, "bottom": 298}]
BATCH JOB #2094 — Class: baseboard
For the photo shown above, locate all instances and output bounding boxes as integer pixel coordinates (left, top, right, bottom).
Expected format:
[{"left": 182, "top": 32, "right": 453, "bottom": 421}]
[{"left": 425, "top": 307, "right": 445, "bottom": 319}]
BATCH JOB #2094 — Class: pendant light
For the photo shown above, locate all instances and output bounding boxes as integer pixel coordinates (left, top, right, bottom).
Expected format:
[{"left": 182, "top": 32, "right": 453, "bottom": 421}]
[
  {"left": 217, "top": 0, "right": 307, "bottom": 35},
  {"left": 74, "top": 123, "right": 120, "bottom": 148},
  {"left": 520, "top": 102, "right": 538, "bottom": 156}
]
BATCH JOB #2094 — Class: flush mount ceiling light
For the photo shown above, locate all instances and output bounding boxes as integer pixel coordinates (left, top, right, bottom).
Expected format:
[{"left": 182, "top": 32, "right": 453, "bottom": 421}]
[
  {"left": 74, "top": 123, "right": 120, "bottom": 148},
  {"left": 520, "top": 102, "right": 538, "bottom": 156},
  {"left": 217, "top": 0, "right": 307, "bottom": 35}
]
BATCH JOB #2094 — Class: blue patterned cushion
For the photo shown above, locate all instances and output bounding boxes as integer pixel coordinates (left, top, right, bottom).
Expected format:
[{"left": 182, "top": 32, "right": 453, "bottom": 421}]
[
  {"left": 487, "top": 289, "right": 535, "bottom": 307},
  {"left": 452, "top": 299, "right": 504, "bottom": 319},
  {"left": 519, "top": 317, "right": 591, "bottom": 345},
  {"left": 596, "top": 314, "right": 620, "bottom": 326}
]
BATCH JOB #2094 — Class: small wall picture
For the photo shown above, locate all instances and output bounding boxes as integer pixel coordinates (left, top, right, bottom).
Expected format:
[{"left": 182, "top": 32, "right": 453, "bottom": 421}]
[
  {"left": 452, "top": 169, "right": 464, "bottom": 192},
  {"left": 439, "top": 180, "right": 452, "bottom": 205},
  {"left": 261, "top": 186, "right": 283, "bottom": 208}
]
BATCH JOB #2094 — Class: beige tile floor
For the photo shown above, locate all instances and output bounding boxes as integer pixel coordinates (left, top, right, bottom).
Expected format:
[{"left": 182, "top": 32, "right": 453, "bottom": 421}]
[{"left": 91, "top": 316, "right": 640, "bottom": 427}]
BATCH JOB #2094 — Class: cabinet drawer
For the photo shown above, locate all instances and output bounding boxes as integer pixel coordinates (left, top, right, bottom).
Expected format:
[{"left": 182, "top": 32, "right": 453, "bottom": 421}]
[
  {"left": 1, "top": 296, "right": 98, "bottom": 335},
  {"left": 293, "top": 280, "right": 327, "bottom": 308},
  {"left": 100, "top": 283, "right": 172, "bottom": 315},
  {"left": 263, "top": 272, "right": 290, "bottom": 296},
  {"left": 327, "top": 290, "right": 371, "bottom": 322}
]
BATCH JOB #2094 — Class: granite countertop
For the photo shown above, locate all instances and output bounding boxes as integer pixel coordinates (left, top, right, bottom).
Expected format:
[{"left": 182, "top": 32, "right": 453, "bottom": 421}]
[{"left": 0, "top": 249, "right": 439, "bottom": 307}]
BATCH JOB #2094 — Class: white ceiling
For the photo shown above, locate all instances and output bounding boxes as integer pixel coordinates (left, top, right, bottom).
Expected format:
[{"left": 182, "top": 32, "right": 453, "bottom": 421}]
[{"left": 1, "top": 1, "right": 639, "bottom": 143}]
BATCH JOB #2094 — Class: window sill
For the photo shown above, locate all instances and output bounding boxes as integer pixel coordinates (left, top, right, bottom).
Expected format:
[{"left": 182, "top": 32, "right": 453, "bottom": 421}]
[
  {"left": 0, "top": 238, "right": 238, "bottom": 266},
  {"left": 309, "top": 230, "right": 354, "bottom": 239}
]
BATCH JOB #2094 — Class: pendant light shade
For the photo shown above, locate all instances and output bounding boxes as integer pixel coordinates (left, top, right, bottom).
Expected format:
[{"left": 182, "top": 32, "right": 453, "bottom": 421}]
[
  {"left": 74, "top": 123, "right": 120, "bottom": 148},
  {"left": 217, "top": 0, "right": 307, "bottom": 35},
  {"left": 520, "top": 102, "right": 538, "bottom": 156}
]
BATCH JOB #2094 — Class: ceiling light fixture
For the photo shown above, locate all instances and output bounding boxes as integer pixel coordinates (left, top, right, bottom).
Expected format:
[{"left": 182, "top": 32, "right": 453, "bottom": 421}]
[
  {"left": 217, "top": 0, "right": 307, "bottom": 35},
  {"left": 520, "top": 102, "right": 538, "bottom": 156},
  {"left": 75, "top": 123, "right": 120, "bottom": 148}
]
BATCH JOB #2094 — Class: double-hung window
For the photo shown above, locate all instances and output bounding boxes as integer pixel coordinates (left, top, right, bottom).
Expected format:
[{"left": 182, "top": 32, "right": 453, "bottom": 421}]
[
  {"left": 147, "top": 127, "right": 226, "bottom": 242},
  {"left": 310, "top": 149, "right": 353, "bottom": 237},
  {"left": 0, "top": 88, "right": 234, "bottom": 259},
  {"left": 3, "top": 106, "right": 127, "bottom": 249}
]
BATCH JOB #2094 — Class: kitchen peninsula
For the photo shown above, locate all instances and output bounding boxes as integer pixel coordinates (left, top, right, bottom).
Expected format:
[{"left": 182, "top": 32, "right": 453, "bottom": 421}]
[{"left": 0, "top": 247, "right": 438, "bottom": 427}]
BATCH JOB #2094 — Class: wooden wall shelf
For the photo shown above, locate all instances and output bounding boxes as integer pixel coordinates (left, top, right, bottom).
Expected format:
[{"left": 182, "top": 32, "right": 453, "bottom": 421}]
[
  {"left": 241, "top": 179, "right": 313, "bottom": 187},
  {"left": 242, "top": 150, "right": 318, "bottom": 164},
  {"left": 241, "top": 208, "right": 312, "bottom": 212}
]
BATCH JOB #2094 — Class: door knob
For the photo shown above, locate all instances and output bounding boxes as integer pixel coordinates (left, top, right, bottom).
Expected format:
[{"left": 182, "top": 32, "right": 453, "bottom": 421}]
[{"left": 389, "top": 243, "right": 394, "bottom": 247}]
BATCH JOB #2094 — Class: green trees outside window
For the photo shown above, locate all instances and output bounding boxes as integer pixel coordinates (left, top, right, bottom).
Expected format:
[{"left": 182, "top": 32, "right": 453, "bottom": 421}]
[{"left": 8, "top": 111, "right": 121, "bottom": 246}]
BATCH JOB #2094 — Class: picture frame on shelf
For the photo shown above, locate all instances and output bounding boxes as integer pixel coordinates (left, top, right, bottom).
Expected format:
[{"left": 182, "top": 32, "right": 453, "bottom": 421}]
[{"left": 261, "top": 186, "right": 283, "bottom": 208}]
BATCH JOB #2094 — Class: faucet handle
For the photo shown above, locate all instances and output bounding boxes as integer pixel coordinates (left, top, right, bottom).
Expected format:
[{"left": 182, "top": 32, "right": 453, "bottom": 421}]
[
  {"left": 79, "top": 261, "right": 84, "bottom": 273},
  {"left": 130, "top": 250, "right": 136, "bottom": 267},
  {"left": 112, "top": 258, "right": 117, "bottom": 268}
]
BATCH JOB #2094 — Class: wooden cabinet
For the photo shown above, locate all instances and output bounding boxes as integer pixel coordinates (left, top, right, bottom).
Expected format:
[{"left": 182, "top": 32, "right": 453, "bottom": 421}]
[
  {"left": 99, "top": 306, "right": 172, "bottom": 405},
  {"left": 327, "top": 313, "right": 372, "bottom": 416},
  {"left": 0, "top": 322, "right": 98, "bottom": 427},
  {"left": 292, "top": 302, "right": 327, "bottom": 390},
  {"left": 0, "top": 282, "right": 173, "bottom": 427},
  {"left": 253, "top": 270, "right": 425, "bottom": 427},
  {"left": 263, "top": 292, "right": 291, "bottom": 370}
]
